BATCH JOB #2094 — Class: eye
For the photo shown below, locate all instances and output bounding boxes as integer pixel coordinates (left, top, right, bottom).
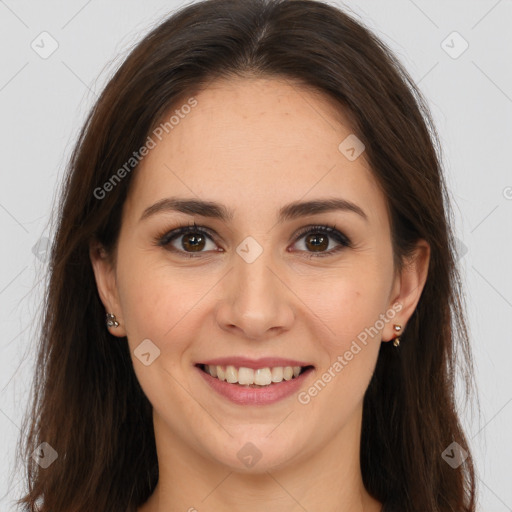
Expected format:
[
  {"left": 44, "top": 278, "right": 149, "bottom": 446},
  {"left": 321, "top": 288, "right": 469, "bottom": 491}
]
[
  {"left": 290, "top": 224, "right": 351, "bottom": 257},
  {"left": 155, "top": 222, "right": 351, "bottom": 258},
  {"left": 155, "top": 223, "right": 220, "bottom": 257}
]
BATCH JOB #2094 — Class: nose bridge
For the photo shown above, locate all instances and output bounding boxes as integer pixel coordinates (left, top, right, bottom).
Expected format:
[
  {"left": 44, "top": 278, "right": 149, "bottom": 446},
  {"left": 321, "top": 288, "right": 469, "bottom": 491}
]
[
  {"left": 216, "top": 237, "right": 294, "bottom": 338},
  {"left": 233, "top": 241, "right": 279, "bottom": 314},
  {"left": 236, "top": 245, "right": 274, "bottom": 301}
]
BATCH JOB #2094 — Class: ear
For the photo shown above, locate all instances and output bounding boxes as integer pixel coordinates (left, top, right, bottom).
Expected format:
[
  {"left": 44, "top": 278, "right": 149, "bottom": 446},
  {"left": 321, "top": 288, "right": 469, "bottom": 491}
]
[
  {"left": 383, "top": 239, "right": 430, "bottom": 342},
  {"left": 89, "top": 240, "right": 127, "bottom": 337}
]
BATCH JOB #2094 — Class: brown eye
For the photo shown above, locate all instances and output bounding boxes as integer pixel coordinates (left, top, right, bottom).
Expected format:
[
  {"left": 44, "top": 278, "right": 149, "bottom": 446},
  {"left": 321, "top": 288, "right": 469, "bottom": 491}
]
[
  {"left": 157, "top": 225, "right": 219, "bottom": 255},
  {"left": 304, "top": 233, "right": 329, "bottom": 252},
  {"left": 181, "top": 232, "right": 206, "bottom": 252},
  {"left": 292, "top": 225, "right": 351, "bottom": 257}
]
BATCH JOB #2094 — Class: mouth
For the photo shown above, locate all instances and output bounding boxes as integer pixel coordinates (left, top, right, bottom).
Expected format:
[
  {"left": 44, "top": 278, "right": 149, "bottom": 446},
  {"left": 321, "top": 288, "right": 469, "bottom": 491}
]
[{"left": 196, "top": 363, "right": 315, "bottom": 388}]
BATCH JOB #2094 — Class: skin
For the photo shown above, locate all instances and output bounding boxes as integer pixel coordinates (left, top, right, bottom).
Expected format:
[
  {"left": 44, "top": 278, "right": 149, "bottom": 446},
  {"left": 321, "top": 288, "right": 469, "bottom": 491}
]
[{"left": 90, "top": 77, "right": 429, "bottom": 512}]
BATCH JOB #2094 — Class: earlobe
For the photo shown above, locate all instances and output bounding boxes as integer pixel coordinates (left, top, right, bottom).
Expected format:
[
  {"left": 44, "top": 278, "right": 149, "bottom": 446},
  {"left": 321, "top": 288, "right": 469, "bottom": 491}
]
[
  {"left": 89, "top": 240, "right": 127, "bottom": 337},
  {"left": 384, "top": 239, "right": 430, "bottom": 342}
]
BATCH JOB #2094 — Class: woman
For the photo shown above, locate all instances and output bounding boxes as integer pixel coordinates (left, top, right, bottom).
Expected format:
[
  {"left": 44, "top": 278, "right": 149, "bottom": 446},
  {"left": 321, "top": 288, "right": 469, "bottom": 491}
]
[{"left": 16, "top": 0, "right": 478, "bottom": 510}]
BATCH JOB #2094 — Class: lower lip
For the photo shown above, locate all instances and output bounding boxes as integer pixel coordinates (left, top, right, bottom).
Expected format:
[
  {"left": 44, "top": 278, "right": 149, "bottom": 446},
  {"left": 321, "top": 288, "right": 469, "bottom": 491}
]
[{"left": 196, "top": 365, "right": 314, "bottom": 406}]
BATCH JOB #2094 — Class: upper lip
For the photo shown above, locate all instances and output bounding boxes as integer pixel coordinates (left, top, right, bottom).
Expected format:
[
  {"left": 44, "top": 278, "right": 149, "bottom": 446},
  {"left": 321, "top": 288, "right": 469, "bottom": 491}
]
[{"left": 197, "top": 357, "right": 314, "bottom": 370}]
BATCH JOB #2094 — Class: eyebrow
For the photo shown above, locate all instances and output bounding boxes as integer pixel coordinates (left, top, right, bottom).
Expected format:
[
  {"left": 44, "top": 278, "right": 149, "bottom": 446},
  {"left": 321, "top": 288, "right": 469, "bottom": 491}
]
[{"left": 139, "top": 197, "right": 368, "bottom": 223}]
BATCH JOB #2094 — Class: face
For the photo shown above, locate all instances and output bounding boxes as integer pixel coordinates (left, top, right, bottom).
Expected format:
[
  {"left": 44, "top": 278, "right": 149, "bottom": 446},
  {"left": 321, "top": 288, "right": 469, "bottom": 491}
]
[{"left": 91, "top": 77, "right": 428, "bottom": 474}]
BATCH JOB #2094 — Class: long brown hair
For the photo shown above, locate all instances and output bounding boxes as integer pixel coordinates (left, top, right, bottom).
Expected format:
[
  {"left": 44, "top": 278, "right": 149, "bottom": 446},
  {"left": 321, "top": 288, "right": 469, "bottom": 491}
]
[{"left": 16, "top": 0, "right": 479, "bottom": 510}]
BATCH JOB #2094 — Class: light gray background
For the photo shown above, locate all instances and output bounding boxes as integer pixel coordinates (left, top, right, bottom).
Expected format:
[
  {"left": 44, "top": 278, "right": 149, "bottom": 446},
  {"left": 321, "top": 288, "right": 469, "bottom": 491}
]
[{"left": 0, "top": 0, "right": 511, "bottom": 510}]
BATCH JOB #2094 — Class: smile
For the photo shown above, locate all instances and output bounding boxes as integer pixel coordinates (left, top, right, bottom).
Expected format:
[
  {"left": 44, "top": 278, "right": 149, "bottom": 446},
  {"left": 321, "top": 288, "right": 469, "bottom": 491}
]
[
  {"left": 195, "top": 363, "right": 315, "bottom": 406},
  {"left": 198, "top": 363, "right": 313, "bottom": 387}
]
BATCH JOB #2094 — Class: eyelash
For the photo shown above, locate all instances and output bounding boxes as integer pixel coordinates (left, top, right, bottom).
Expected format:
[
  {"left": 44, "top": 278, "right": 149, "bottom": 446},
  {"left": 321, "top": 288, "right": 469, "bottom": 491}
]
[{"left": 154, "top": 222, "right": 351, "bottom": 258}]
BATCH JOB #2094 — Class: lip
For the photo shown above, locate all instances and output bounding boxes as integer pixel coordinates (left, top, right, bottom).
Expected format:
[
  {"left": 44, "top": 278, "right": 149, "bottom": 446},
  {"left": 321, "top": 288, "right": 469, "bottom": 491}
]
[
  {"left": 197, "top": 356, "right": 313, "bottom": 370},
  {"left": 196, "top": 364, "right": 315, "bottom": 406}
]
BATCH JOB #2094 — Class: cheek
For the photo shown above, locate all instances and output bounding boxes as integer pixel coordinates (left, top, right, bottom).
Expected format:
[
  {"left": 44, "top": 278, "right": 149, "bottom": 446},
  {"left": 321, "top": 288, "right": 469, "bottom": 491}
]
[
  {"left": 304, "top": 281, "right": 388, "bottom": 411},
  {"left": 114, "top": 254, "right": 214, "bottom": 409},
  {"left": 309, "top": 260, "right": 394, "bottom": 403},
  {"left": 305, "top": 267, "right": 391, "bottom": 351},
  {"left": 115, "top": 252, "right": 217, "bottom": 351}
]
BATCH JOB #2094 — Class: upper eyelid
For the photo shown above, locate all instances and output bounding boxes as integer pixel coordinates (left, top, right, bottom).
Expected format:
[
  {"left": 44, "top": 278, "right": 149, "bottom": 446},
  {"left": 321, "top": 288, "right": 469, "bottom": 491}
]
[
  {"left": 157, "top": 224, "right": 215, "bottom": 246},
  {"left": 294, "top": 224, "right": 348, "bottom": 241}
]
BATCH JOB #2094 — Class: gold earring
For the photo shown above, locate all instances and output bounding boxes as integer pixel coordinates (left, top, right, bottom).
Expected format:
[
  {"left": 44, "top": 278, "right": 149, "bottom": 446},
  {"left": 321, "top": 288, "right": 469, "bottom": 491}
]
[
  {"left": 106, "top": 312, "right": 119, "bottom": 328},
  {"left": 393, "top": 324, "right": 402, "bottom": 347}
]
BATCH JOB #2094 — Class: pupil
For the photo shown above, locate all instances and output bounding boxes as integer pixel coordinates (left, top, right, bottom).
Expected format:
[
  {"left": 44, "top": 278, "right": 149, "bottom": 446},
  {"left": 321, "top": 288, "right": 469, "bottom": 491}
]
[
  {"left": 306, "top": 233, "right": 328, "bottom": 252},
  {"left": 183, "top": 233, "right": 205, "bottom": 252}
]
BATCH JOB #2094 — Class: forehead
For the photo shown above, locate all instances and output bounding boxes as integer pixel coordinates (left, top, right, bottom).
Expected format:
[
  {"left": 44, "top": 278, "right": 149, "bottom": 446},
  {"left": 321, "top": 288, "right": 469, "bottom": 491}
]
[{"left": 126, "top": 77, "right": 387, "bottom": 226}]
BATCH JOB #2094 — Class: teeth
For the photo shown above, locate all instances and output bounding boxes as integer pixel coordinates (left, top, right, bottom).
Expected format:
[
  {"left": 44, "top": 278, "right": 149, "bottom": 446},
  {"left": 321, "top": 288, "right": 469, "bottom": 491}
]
[
  {"left": 254, "top": 368, "right": 272, "bottom": 386},
  {"left": 238, "top": 367, "right": 254, "bottom": 385},
  {"left": 225, "top": 365, "right": 237, "bottom": 384},
  {"left": 203, "top": 364, "right": 306, "bottom": 386},
  {"left": 271, "top": 367, "right": 283, "bottom": 382}
]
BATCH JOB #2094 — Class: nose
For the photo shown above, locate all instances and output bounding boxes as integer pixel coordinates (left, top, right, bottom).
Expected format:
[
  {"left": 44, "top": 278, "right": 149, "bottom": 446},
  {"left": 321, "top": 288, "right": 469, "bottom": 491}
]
[{"left": 214, "top": 248, "right": 295, "bottom": 340}]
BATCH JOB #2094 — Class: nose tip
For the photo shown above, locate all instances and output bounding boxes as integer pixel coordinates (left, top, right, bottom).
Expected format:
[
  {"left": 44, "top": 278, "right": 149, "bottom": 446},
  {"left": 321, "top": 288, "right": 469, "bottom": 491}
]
[{"left": 224, "top": 310, "right": 285, "bottom": 340}]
